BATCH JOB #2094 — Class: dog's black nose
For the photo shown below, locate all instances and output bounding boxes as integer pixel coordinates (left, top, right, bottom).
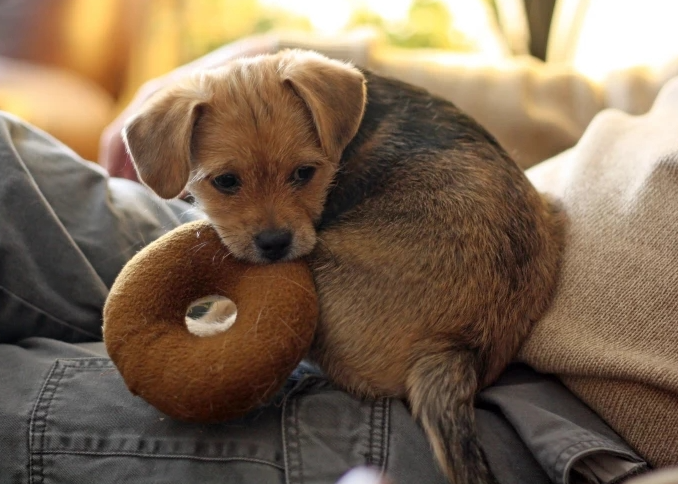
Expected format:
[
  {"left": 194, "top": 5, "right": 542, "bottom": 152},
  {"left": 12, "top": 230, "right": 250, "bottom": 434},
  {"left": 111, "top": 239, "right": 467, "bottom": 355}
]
[{"left": 255, "top": 229, "right": 292, "bottom": 261}]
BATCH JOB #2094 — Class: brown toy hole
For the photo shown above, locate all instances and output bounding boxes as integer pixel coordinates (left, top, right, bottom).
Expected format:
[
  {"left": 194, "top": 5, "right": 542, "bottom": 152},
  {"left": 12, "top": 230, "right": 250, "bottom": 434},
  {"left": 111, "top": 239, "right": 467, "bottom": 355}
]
[{"left": 186, "top": 295, "right": 237, "bottom": 337}]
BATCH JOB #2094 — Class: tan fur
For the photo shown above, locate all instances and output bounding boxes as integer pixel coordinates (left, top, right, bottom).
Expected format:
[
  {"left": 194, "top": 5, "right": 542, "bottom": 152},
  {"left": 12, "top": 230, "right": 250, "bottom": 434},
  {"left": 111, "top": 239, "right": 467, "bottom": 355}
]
[
  {"left": 123, "top": 77, "right": 211, "bottom": 199},
  {"left": 125, "top": 51, "right": 365, "bottom": 263},
  {"left": 123, "top": 50, "right": 565, "bottom": 483}
]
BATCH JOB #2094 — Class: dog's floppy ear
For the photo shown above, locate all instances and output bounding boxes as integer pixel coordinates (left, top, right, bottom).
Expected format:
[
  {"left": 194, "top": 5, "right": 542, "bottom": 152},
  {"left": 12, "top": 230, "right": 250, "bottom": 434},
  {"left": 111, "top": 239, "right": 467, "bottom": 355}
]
[
  {"left": 279, "top": 50, "right": 367, "bottom": 162},
  {"left": 122, "top": 78, "right": 211, "bottom": 199}
]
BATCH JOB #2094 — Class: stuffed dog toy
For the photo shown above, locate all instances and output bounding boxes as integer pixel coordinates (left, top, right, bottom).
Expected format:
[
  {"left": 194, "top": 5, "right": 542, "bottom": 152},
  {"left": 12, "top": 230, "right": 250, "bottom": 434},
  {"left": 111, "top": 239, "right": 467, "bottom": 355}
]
[{"left": 122, "top": 50, "right": 565, "bottom": 484}]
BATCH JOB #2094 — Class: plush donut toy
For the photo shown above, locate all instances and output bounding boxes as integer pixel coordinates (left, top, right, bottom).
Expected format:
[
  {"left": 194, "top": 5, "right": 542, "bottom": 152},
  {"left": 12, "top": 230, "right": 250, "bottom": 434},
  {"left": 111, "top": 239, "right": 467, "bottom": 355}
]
[{"left": 103, "top": 220, "right": 318, "bottom": 423}]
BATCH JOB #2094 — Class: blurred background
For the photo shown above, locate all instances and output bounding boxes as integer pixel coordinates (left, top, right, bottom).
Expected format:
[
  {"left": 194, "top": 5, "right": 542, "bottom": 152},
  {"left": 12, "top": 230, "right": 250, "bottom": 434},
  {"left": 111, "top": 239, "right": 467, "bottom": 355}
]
[{"left": 1, "top": 0, "right": 677, "bottom": 164}]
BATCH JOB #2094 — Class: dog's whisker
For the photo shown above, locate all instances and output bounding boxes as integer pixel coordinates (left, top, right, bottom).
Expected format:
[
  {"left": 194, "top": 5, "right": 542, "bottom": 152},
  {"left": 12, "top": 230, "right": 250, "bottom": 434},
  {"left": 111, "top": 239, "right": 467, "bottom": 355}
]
[{"left": 187, "top": 241, "right": 212, "bottom": 257}]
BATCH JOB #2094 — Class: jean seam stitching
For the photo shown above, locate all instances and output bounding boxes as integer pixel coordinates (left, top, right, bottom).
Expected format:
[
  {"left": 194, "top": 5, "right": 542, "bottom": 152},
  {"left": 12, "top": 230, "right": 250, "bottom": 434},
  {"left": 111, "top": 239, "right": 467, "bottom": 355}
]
[
  {"left": 40, "top": 361, "right": 67, "bottom": 484},
  {"left": 368, "top": 398, "right": 382, "bottom": 467},
  {"left": 27, "top": 361, "right": 55, "bottom": 484},
  {"left": 29, "top": 360, "right": 65, "bottom": 484},
  {"left": 367, "top": 400, "right": 375, "bottom": 466},
  {"left": 32, "top": 450, "right": 284, "bottom": 469},
  {"left": 282, "top": 392, "right": 294, "bottom": 484},
  {"left": 294, "top": 397, "right": 304, "bottom": 484},
  {"left": 57, "top": 359, "right": 112, "bottom": 367},
  {"left": 381, "top": 399, "right": 391, "bottom": 474}
]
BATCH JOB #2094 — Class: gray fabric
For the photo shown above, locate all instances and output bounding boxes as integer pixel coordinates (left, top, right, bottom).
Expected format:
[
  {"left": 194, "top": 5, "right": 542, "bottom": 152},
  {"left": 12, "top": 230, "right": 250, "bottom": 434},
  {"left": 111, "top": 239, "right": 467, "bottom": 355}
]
[
  {"left": 0, "top": 112, "right": 201, "bottom": 344},
  {"left": 0, "top": 111, "right": 647, "bottom": 484},
  {"left": 478, "top": 365, "right": 647, "bottom": 484}
]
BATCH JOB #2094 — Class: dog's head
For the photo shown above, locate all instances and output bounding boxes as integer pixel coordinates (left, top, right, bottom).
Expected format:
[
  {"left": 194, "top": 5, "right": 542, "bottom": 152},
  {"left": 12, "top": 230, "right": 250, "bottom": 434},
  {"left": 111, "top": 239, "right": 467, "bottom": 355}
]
[{"left": 123, "top": 50, "right": 366, "bottom": 263}]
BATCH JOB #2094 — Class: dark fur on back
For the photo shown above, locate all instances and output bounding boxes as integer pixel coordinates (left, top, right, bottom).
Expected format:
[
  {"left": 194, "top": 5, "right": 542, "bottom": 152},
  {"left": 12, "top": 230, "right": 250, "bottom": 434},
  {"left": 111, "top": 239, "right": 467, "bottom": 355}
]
[
  {"left": 321, "top": 71, "right": 511, "bottom": 228},
  {"left": 309, "top": 71, "right": 565, "bottom": 484}
]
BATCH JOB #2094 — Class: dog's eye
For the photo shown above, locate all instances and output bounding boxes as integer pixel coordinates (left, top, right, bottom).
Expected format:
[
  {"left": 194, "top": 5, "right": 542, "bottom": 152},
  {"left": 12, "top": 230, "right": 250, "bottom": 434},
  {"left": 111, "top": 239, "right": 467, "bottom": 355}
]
[
  {"left": 292, "top": 166, "right": 316, "bottom": 185},
  {"left": 212, "top": 174, "right": 240, "bottom": 194}
]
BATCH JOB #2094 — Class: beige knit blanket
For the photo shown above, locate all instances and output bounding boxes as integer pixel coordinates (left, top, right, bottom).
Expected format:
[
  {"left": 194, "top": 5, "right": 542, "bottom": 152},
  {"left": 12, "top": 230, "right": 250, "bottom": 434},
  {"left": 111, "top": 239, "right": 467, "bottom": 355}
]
[{"left": 518, "top": 77, "right": 678, "bottom": 468}]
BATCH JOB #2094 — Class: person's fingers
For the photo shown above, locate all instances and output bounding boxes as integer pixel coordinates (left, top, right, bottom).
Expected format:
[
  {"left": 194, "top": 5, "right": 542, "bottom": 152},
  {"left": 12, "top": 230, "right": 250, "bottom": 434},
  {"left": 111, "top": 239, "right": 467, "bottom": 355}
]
[
  {"left": 98, "top": 80, "right": 160, "bottom": 179},
  {"left": 98, "top": 121, "right": 137, "bottom": 180}
]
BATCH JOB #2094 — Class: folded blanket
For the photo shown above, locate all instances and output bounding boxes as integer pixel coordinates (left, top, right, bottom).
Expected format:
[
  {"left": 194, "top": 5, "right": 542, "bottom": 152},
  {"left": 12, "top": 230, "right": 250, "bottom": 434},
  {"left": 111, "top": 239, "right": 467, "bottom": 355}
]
[{"left": 519, "top": 77, "right": 678, "bottom": 468}]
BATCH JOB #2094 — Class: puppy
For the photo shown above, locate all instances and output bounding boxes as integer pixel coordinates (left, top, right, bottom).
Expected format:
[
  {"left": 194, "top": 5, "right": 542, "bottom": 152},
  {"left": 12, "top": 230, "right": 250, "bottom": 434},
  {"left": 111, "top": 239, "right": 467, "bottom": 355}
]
[{"left": 122, "top": 50, "right": 565, "bottom": 484}]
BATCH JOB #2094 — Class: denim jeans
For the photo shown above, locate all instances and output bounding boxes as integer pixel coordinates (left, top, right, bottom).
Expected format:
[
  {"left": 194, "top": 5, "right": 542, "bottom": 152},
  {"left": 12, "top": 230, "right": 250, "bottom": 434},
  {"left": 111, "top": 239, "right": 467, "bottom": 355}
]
[{"left": 0, "top": 112, "right": 646, "bottom": 484}]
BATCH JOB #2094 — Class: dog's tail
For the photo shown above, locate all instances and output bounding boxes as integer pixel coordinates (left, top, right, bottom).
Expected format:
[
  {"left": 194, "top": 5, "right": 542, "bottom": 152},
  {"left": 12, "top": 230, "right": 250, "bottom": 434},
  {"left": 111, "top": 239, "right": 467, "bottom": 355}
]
[{"left": 406, "top": 350, "right": 496, "bottom": 484}]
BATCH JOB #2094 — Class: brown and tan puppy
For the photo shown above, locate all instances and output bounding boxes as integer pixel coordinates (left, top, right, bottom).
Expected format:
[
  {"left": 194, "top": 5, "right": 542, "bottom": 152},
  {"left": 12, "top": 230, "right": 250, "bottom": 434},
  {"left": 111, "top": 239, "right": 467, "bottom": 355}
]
[{"left": 122, "top": 50, "right": 564, "bottom": 484}]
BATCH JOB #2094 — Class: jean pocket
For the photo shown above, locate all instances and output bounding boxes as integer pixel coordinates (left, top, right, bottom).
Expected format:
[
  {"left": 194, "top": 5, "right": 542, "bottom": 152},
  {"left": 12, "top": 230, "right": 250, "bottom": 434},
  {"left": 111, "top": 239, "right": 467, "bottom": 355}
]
[
  {"left": 282, "top": 376, "right": 391, "bottom": 484},
  {"left": 29, "top": 358, "right": 285, "bottom": 484}
]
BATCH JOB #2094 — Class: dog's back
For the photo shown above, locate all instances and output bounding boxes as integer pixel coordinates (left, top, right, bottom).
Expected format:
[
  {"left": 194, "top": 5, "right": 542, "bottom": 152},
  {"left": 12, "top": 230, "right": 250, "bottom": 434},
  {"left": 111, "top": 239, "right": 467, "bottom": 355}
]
[{"left": 310, "top": 72, "right": 565, "bottom": 483}]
